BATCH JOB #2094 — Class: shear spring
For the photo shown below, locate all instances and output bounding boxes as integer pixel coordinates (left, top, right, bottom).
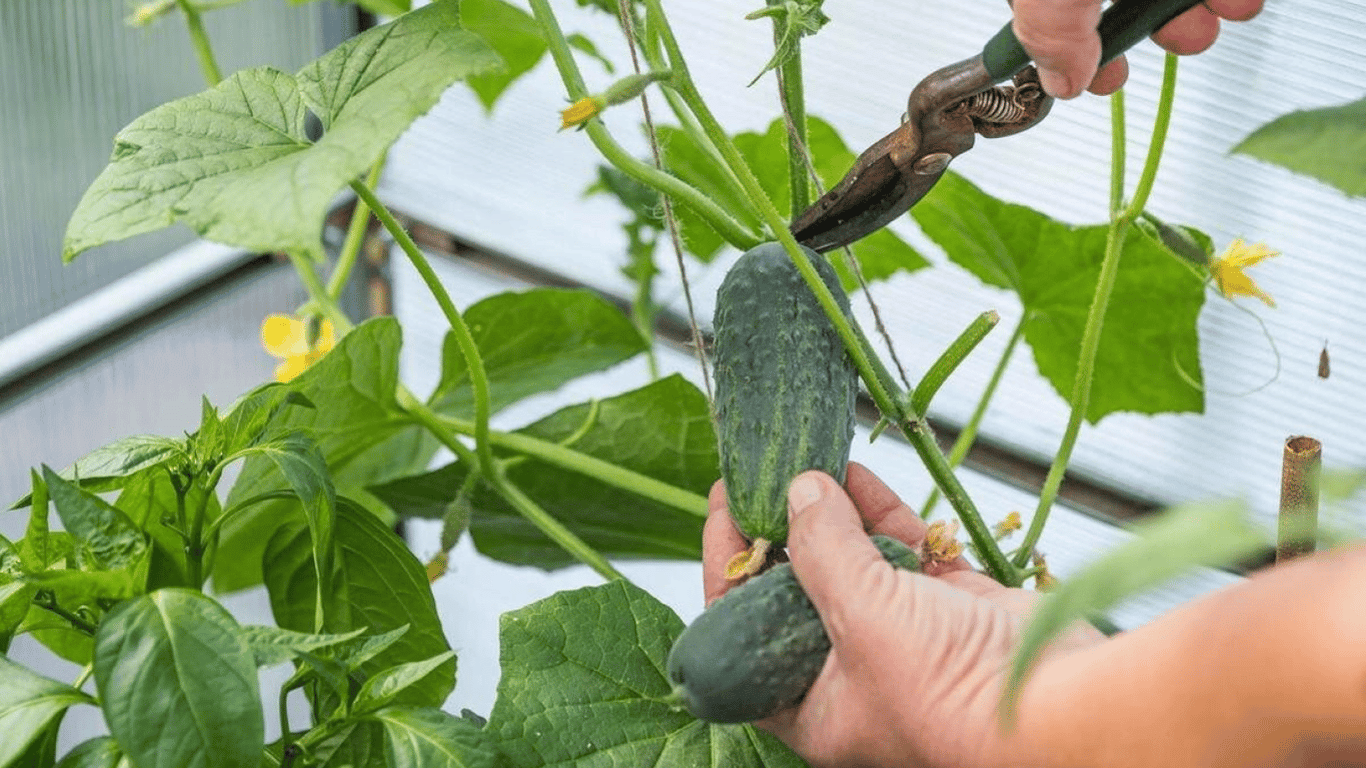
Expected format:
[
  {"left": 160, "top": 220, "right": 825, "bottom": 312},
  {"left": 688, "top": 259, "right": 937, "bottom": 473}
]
[{"left": 960, "top": 87, "right": 1034, "bottom": 126}]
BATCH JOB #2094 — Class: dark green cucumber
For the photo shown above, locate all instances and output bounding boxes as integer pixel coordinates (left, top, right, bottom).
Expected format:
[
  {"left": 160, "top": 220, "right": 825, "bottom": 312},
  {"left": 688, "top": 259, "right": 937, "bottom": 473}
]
[
  {"left": 712, "top": 241, "right": 858, "bottom": 545},
  {"left": 668, "top": 535, "right": 920, "bottom": 723}
]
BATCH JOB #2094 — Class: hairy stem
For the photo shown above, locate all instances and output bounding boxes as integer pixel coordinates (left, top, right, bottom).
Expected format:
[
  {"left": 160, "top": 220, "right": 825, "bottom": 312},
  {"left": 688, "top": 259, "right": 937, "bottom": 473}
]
[
  {"left": 529, "top": 0, "right": 761, "bottom": 250},
  {"left": 351, "top": 180, "right": 498, "bottom": 478},
  {"left": 327, "top": 160, "right": 386, "bottom": 301},
  {"left": 1016, "top": 55, "right": 1179, "bottom": 569},
  {"left": 921, "top": 315, "right": 1024, "bottom": 519},
  {"left": 404, "top": 394, "right": 627, "bottom": 581}
]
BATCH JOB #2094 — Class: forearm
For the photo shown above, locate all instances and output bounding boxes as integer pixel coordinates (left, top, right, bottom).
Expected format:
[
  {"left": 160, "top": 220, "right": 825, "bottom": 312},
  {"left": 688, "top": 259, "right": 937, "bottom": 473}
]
[{"left": 1019, "top": 543, "right": 1366, "bottom": 767}]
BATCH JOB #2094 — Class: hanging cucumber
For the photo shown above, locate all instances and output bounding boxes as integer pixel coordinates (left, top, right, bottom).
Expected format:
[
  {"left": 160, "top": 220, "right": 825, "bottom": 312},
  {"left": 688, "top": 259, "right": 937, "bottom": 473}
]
[
  {"left": 667, "top": 534, "right": 921, "bottom": 723},
  {"left": 712, "top": 241, "right": 859, "bottom": 577}
]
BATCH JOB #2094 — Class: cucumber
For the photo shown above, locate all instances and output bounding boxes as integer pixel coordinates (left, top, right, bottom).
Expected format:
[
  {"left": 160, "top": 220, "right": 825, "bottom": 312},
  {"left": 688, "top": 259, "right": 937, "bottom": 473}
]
[
  {"left": 712, "top": 242, "right": 858, "bottom": 548},
  {"left": 667, "top": 535, "right": 921, "bottom": 723}
]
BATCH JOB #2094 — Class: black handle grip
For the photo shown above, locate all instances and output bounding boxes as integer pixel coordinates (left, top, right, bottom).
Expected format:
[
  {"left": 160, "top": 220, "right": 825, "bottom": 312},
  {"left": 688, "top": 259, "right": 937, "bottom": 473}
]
[{"left": 982, "top": 0, "right": 1203, "bottom": 82}]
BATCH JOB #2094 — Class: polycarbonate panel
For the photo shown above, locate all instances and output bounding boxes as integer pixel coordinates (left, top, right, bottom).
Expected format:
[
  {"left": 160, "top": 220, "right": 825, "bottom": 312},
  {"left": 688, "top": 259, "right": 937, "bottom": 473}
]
[
  {"left": 380, "top": 0, "right": 1366, "bottom": 526},
  {"left": 0, "top": 0, "right": 342, "bottom": 339}
]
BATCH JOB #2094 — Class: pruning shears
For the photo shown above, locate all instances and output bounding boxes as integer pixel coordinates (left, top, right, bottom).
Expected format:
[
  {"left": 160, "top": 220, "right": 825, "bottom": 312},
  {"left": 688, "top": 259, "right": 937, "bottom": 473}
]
[{"left": 790, "top": 0, "right": 1204, "bottom": 253}]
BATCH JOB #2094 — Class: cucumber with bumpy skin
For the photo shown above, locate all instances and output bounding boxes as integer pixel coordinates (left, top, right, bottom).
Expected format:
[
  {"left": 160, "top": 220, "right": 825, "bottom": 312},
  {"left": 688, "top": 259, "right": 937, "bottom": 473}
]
[
  {"left": 667, "top": 535, "right": 921, "bottom": 723},
  {"left": 712, "top": 241, "right": 858, "bottom": 550}
]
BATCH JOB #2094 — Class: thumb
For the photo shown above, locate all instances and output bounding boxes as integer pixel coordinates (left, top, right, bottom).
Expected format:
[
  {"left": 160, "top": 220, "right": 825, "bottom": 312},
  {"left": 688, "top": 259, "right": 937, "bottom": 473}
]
[
  {"left": 785, "top": 471, "right": 890, "bottom": 642},
  {"left": 1011, "top": 0, "right": 1104, "bottom": 99}
]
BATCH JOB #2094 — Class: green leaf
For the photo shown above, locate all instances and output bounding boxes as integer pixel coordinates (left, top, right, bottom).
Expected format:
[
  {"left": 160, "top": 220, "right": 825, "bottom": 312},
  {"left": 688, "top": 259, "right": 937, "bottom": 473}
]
[
  {"left": 263, "top": 501, "right": 454, "bottom": 708},
  {"left": 64, "top": 1, "right": 500, "bottom": 262},
  {"left": 661, "top": 116, "right": 929, "bottom": 281},
  {"left": 487, "top": 581, "right": 804, "bottom": 768},
  {"left": 912, "top": 172, "right": 1206, "bottom": 422},
  {"left": 237, "top": 625, "right": 368, "bottom": 667},
  {"left": 0, "top": 655, "right": 94, "bottom": 767},
  {"left": 239, "top": 432, "right": 338, "bottom": 626},
  {"left": 94, "top": 589, "right": 263, "bottom": 768},
  {"left": 463, "top": 0, "right": 547, "bottom": 111},
  {"left": 566, "top": 34, "right": 614, "bottom": 74},
  {"left": 217, "top": 317, "right": 407, "bottom": 593},
  {"left": 55, "top": 737, "right": 129, "bottom": 768},
  {"left": 216, "top": 384, "right": 316, "bottom": 458},
  {"left": 1003, "top": 499, "right": 1267, "bottom": 717},
  {"left": 8, "top": 438, "right": 184, "bottom": 509},
  {"left": 469, "top": 375, "right": 715, "bottom": 568},
  {"left": 430, "top": 289, "right": 647, "bottom": 417},
  {"left": 42, "top": 468, "right": 149, "bottom": 579},
  {"left": 10, "top": 712, "right": 62, "bottom": 768},
  {"left": 1232, "top": 97, "right": 1366, "bottom": 198},
  {"left": 372, "top": 707, "right": 508, "bottom": 768},
  {"left": 290, "top": 0, "right": 412, "bottom": 18},
  {"left": 353, "top": 651, "right": 459, "bottom": 715},
  {"left": 0, "top": 580, "right": 35, "bottom": 652},
  {"left": 368, "top": 463, "right": 464, "bottom": 521},
  {"left": 744, "top": 0, "right": 829, "bottom": 86}
]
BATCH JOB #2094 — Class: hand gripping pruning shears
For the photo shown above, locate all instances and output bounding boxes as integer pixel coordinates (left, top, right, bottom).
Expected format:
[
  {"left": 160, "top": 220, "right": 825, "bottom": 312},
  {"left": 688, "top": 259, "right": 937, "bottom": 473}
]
[{"left": 789, "top": 0, "right": 1205, "bottom": 253}]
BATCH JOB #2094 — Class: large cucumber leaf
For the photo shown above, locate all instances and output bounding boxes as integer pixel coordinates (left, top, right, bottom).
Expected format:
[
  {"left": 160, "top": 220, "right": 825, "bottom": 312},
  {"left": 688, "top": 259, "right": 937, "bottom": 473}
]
[
  {"left": 488, "top": 580, "right": 804, "bottom": 768},
  {"left": 912, "top": 171, "right": 1206, "bottom": 423},
  {"left": 1232, "top": 97, "right": 1366, "bottom": 198},
  {"left": 64, "top": 0, "right": 499, "bottom": 262}
]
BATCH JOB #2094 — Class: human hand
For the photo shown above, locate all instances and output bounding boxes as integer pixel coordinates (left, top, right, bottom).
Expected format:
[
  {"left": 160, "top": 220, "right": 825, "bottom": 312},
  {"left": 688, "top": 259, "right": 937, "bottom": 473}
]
[
  {"left": 702, "top": 464, "right": 1105, "bottom": 768},
  {"left": 1011, "top": 0, "right": 1265, "bottom": 99}
]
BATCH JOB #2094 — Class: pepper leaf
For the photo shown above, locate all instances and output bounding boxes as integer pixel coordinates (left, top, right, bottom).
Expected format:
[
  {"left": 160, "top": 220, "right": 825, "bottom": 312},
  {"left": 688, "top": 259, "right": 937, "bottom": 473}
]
[
  {"left": 430, "top": 289, "right": 647, "bottom": 418},
  {"left": 473, "top": 374, "right": 714, "bottom": 568},
  {"left": 912, "top": 171, "right": 1206, "bottom": 422},
  {"left": 64, "top": 1, "right": 499, "bottom": 262},
  {"left": 488, "top": 580, "right": 805, "bottom": 767},
  {"left": 0, "top": 655, "right": 94, "bottom": 767},
  {"left": 217, "top": 317, "right": 408, "bottom": 593},
  {"left": 94, "top": 589, "right": 263, "bottom": 768},
  {"left": 1231, "top": 97, "right": 1366, "bottom": 198}
]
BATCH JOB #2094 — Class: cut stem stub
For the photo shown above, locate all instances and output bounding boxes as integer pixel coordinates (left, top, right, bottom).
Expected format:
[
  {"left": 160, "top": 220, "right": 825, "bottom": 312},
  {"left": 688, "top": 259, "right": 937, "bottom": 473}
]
[{"left": 1276, "top": 435, "right": 1321, "bottom": 563}]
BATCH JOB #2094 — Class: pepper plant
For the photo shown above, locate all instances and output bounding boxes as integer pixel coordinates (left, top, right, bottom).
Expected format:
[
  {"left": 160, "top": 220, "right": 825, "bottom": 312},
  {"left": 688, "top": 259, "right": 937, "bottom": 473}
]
[{"left": 0, "top": 0, "right": 1357, "bottom": 765}]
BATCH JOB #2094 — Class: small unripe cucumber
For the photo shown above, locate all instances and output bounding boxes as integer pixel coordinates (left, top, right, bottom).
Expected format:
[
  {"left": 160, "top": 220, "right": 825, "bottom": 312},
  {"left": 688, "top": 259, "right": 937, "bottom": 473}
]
[
  {"left": 668, "top": 535, "right": 921, "bottom": 723},
  {"left": 712, "top": 242, "right": 858, "bottom": 545}
]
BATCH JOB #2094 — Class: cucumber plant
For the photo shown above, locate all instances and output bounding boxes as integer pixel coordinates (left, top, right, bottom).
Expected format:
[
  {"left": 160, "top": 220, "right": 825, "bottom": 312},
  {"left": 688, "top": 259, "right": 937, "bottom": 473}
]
[{"left": 2, "top": 0, "right": 1353, "bottom": 766}]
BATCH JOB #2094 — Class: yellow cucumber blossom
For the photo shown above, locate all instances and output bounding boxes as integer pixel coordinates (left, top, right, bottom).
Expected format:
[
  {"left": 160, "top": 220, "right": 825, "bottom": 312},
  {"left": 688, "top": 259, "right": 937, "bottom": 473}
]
[
  {"left": 993, "top": 511, "right": 1022, "bottom": 540},
  {"left": 261, "top": 315, "right": 335, "bottom": 383},
  {"left": 922, "top": 519, "right": 964, "bottom": 568},
  {"left": 559, "top": 71, "right": 673, "bottom": 131},
  {"left": 1210, "top": 238, "right": 1279, "bottom": 308}
]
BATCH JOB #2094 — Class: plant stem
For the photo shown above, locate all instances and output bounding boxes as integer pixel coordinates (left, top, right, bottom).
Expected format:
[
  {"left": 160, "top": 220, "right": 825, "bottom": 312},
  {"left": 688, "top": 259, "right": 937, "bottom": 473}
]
[
  {"left": 921, "top": 315, "right": 1025, "bottom": 519},
  {"left": 351, "top": 180, "right": 498, "bottom": 478},
  {"left": 911, "top": 310, "right": 999, "bottom": 417},
  {"left": 772, "top": 11, "right": 809, "bottom": 217},
  {"left": 72, "top": 663, "right": 94, "bottom": 691},
  {"left": 435, "top": 412, "right": 709, "bottom": 518},
  {"left": 1277, "top": 435, "right": 1321, "bottom": 562},
  {"left": 529, "top": 0, "right": 761, "bottom": 251},
  {"left": 288, "top": 253, "right": 354, "bottom": 335},
  {"left": 1015, "top": 55, "right": 1179, "bottom": 569},
  {"left": 1109, "top": 90, "right": 1126, "bottom": 216},
  {"left": 640, "top": 0, "right": 1013, "bottom": 584},
  {"left": 404, "top": 394, "right": 626, "bottom": 581},
  {"left": 176, "top": 0, "right": 223, "bottom": 86},
  {"left": 328, "top": 160, "right": 385, "bottom": 301}
]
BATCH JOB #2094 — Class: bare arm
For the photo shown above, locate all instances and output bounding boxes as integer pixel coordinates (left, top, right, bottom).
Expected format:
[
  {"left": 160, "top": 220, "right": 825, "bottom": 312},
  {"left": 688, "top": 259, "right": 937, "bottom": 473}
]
[{"left": 1020, "top": 543, "right": 1366, "bottom": 767}]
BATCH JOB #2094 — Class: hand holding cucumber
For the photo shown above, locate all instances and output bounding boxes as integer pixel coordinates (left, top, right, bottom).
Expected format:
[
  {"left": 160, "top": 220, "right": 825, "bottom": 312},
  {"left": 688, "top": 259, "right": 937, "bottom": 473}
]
[{"left": 701, "top": 463, "right": 1104, "bottom": 766}]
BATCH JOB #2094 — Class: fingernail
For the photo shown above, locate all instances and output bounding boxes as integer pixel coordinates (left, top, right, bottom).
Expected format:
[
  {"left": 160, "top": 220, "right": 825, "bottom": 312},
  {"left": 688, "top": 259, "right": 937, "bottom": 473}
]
[
  {"left": 1038, "top": 68, "right": 1073, "bottom": 99},
  {"left": 788, "top": 474, "right": 824, "bottom": 519}
]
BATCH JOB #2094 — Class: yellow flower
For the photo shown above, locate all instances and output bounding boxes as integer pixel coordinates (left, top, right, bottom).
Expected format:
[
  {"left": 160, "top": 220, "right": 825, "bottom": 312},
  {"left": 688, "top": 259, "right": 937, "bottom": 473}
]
[
  {"left": 923, "top": 519, "right": 964, "bottom": 565},
  {"left": 261, "top": 315, "right": 335, "bottom": 383},
  {"left": 1210, "top": 238, "right": 1278, "bottom": 307},
  {"left": 559, "top": 97, "right": 605, "bottom": 131},
  {"left": 993, "top": 511, "right": 1022, "bottom": 540}
]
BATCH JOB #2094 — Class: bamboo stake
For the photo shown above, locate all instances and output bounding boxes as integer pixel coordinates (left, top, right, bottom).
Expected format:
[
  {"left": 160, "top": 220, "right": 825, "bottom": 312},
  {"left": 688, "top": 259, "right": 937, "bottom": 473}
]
[{"left": 1276, "top": 435, "right": 1321, "bottom": 563}]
